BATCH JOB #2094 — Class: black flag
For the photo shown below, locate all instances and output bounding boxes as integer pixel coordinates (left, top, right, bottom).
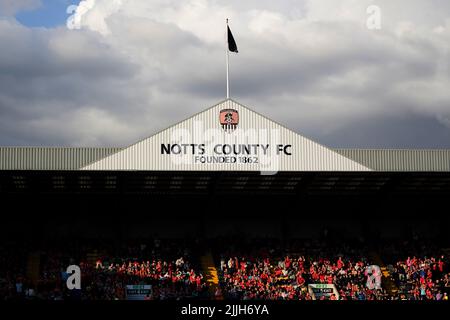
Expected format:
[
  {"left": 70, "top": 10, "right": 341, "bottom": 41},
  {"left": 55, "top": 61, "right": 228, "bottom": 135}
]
[{"left": 227, "top": 26, "right": 238, "bottom": 53}]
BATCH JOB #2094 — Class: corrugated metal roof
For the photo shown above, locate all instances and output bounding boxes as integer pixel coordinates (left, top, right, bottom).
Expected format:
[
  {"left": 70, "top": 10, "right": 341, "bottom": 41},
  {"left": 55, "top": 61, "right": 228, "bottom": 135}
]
[
  {"left": 0, "top": 147, "right": 122, "bottom": 170},
  {"left": 1, "top": 99, "right": 449, "bottom": 172},
  {"left": 1, "top": 147, "right": 450, "bottom": 171},
  {"left": 334, "top": 149, "right": 450, "bottom": 172}
]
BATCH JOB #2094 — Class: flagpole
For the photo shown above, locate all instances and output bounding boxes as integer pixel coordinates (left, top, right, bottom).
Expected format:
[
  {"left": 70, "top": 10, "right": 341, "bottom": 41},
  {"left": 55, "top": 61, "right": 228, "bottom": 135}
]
[{"left": 226, "top": 18, "right": 230, "bottom": 99}]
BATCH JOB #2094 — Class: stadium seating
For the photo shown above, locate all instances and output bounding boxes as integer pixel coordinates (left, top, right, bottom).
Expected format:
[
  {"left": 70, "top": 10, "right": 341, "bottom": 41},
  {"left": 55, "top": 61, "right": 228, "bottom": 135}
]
[{"left": 1, "top": 238, "right": 449, "bottom": 300}]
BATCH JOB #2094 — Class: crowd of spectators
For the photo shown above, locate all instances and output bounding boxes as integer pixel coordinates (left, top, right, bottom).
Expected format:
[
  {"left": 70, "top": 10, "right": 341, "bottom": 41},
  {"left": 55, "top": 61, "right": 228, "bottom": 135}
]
[
  {"left": 392, "top": 256, "right": 449, "bottom": 300},
  {"left": 1, "top": 239, "right": 208, "bottom": 300},
  {"left": 1, "top": 238, "right": 449, "bottom": 301},
  {"left": 217, "top": 239, "right": 390, "bottom": 300},
  {"left": 83, "top": 256, "right": 208, "bottom": 300},
  {"left": 0, "top": 242, "right": 34, "bottom": 301},
  {"left": 380, "top": 239, "right": 450, "bottom": 300},
  {"left": 215, "top": 238, "right": 449, "bottom": 300}
]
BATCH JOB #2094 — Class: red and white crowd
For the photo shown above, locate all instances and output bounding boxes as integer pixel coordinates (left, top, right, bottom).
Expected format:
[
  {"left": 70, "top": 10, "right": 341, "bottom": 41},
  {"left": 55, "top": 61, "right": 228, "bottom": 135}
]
[
  {"left": 393, "top": 256, "right": 449, "bottom": 300},
  {"left": 220, "top": 255, "right": 390, "bottom": 300},
  {"left": 1, "top": 239, "right": 449, "bottom": 301}
]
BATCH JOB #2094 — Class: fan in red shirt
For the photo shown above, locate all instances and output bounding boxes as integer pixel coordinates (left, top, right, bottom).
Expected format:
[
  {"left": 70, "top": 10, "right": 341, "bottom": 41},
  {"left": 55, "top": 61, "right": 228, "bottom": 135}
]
[
  {"left": 285, "top": 256, "right": 291, "bottom": 269},
  {"left": 296, "top": 272, "right": 305, "bottom": 286},
  {"left": 327, "top": 275, "right": 334, "bottom": 284},
  {"left": 189, "top": 270, "right": 196, "bottom": 284},
  {"left": 319, "top": 273, "right": 325, "bottom": 283},
  {"left": 438, "top": 259, "right": 444, "bottom": 273},
  {"left": 337, "top": 257, "right": 344, "bottom": 270}
]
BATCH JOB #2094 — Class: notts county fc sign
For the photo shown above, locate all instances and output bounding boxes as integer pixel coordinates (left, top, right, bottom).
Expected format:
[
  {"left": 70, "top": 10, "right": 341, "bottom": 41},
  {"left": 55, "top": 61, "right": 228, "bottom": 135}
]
[
  {"left": 81, "top": 100, "right": 371, "bottom": 172},
  {"left": 220, "top": 109, "right": 239, "bottom": 133}
]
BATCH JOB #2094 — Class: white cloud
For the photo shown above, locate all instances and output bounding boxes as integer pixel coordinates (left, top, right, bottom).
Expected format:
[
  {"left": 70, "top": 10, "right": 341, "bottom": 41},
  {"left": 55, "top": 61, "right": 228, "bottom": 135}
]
[{"left": 71, "top": 0, "right": 123, "bottom": 35}]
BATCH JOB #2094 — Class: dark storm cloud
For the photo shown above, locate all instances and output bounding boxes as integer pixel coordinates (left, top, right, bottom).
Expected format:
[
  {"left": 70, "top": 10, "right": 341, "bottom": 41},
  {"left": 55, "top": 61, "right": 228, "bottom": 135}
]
[
  {"left": 0, "top": 19, "right": 143, "bottom": 146},
  {"left": 317, "top": 114, "right": 450, "bottom": 149}
]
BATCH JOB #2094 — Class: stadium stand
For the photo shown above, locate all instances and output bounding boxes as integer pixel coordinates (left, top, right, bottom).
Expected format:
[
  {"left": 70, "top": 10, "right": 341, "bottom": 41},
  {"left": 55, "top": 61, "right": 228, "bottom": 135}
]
[{"left": 1, "top": 237, "right": 448, "bottom": 301}]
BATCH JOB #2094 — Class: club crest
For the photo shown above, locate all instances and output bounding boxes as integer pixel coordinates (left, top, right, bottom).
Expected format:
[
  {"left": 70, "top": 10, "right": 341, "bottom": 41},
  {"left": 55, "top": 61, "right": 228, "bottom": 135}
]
[{"left": 219, "top": 109, "right": 239, "bottom": 133}]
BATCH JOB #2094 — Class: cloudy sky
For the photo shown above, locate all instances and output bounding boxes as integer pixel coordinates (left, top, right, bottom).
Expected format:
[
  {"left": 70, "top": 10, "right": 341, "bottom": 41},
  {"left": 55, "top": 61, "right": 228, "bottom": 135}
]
[{"left": 0, "top": 0, "right": 449, "bottom": 148}]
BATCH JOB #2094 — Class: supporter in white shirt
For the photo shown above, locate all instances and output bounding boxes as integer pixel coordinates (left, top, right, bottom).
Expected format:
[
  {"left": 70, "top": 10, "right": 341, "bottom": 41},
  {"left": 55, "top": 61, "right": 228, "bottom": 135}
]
[
  {"left": 175, "top": 257, "right": 184, "bottom": 267},
  {"left": 26, "top": 288, "right": 35, "bottom": 297},
  {"left": 220, "top": 259, "right": 226, "bottom": 271},
  {"left": 228, "top": 258, "right": 234, "bottom": 269}
]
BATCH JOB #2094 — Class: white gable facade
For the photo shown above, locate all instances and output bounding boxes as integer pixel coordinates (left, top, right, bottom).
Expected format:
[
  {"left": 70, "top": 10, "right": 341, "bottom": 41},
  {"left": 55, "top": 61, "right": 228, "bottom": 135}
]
[{"left": 82, "top": 100, "right": 370, "bottom": 172}]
